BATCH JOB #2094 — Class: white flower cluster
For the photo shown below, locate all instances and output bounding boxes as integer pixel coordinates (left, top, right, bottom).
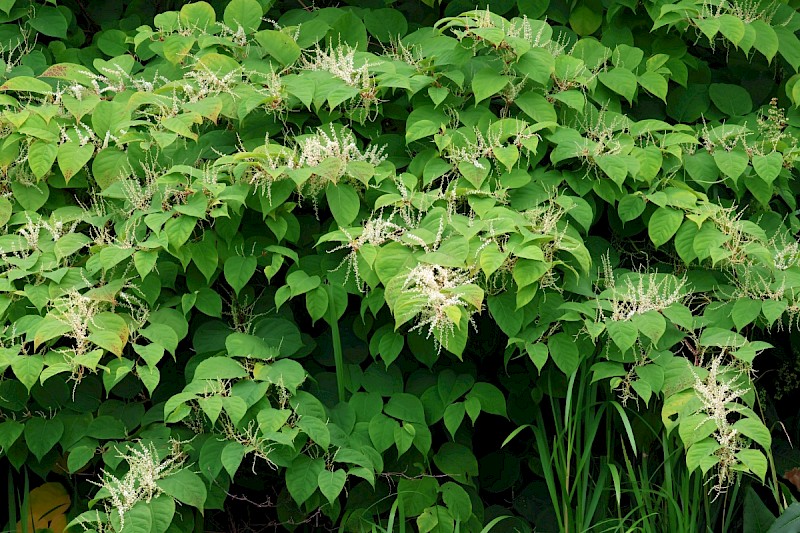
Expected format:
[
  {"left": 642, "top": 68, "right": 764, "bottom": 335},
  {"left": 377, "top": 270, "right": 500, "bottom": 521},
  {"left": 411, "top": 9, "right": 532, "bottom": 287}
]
[
  {"left": 296, "top": 126, "right": 387, "bottom": 199},
  {"left": 330, "top": 216, "right": 407, "bottom": 289},
  {"left": 301, "top": 43, "right": 373, "bottom": 90},
  {"left": 606, "top": 271, "right": 688, "bottom": 321},
  {"left": 298, "top": 126, "right": 386, "bottom": 170},
  {"left": 691, "top": 353, "right": 750, "bottom": 494},
  {"left": 402, "top": 264, "right": 478, "bottom": 352},
  {"left": 92, "top": 442, "right": 185, "bottom": 530}
]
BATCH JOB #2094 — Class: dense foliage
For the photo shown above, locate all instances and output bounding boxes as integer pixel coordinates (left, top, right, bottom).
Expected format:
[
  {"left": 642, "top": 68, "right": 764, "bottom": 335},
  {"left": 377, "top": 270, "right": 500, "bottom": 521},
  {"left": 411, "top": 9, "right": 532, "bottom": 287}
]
[{"left": 3, "top": 0, "right": 800, "bottom": 530}]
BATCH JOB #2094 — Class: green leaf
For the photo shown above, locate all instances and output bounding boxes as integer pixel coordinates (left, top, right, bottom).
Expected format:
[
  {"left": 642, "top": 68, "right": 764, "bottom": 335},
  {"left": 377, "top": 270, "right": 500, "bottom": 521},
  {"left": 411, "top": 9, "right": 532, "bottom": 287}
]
[
  {"left": 631, "top": 311, "right": 666, "bottom": 344},
  {"left": 253, "top": 359, "right": 306, "bottom": 393},
  {"left": 67, "top": 445, "right": 95, "bottom": 473},
  {"left": 226, "top": 332, "right": 279, "bottom": 359},
  {"left": 255, "top": 29, "right": 301, "bottom": 66},
  {"left": 713, "top": 149, "right": 749, "bottom": 180},
  {"left": 286, "top": 455, "right": 324, "bottom": 504},
  {"left": 364, "top": 8, "right": 408, "bottom": 42},
  {"left": 606, "top": 320, "right": 638, "bottom": 352},
  {"left": 637, "top": 71, "right": 668, "bottom": 102},
  {"left": 667, "top": 84, "right": 710, "bottom": 122},
  {"left": 736, "top": 449, "right": 768, "bottom": 482},
  {"left": 317, "top": 469, "right": 346, "bottom": 503},
  {"left": 686, "top": 438, "right": 720, "bottom": 474},
  {"left": 547, "top": 332, "right": 580, "bottom": 375},
  {"left": 0, "top": 197, "right": 10, "bottom": 227},
  {"left": 761, "top": 299, "right": 787, "bottom": 325},
  {"left": 193, "top": 356, "right": 248, "bottom": 380},
  {"left": 472, "top": 68, "right": 509, "bottom": 104},
  {"left": 751, "top": 20, "right": 779, "bottom": 61},
  {"left": 598, "top": 67, "right": 637, "bottom": 102},
  {"left": 443, "top": 403, "right": 465, "bottom": 439},
  {"left": 466, "top": 382, "right": 507, "bottom": 417},
  {"left": 224, "top": 255, "right": 257, "bottom": 295},
  {"left": 569, "top": 4, "right": 602, "bottom": 35},
  {"left": 0, "top": 76, "right": 52, "bottom": 94},
  {"left": 33, "top": 316, "right": 71, "bottom": 349},
  {"left": 28, "top": 141, "right": 57, "bottom": 179},
  {"left": 157, "top": 469, "right": 207, "bottom": 509},
  {"left": 385, "top": 393, "right": 426, "bottom": 423},
  {"left": 24, "top": 417, "right": 63, "bottom": 461},
  {"left": 326, "top": 182, "right": 360, "bottom": 226},
  {"left": 406, "top": 106, "right": 448, "bottom": 144},
  {"left": 28, "top": 6, "right": 68, "bottom": 38},
  {"left": 0, "top": 420, "right": 23, "bottom": 452},
  {"left": 732, "top": 298, "right": 761, "bottom": 331},
  {"left": 515, "top": 91, "right": 557, "bottom": 122},
  {"left": 118, "top": 501, "right": 153, "bottom": 533},
  {"left": 224, "top": 0, "right": 263, "bottom": 33},
  {"left": 433, "top": 442, "right": 478, "bottom": 479},
  {"left": 190, "top": 233, "right": 219, "bottom": 283},
  {"left": 11, "top": 355, "right": 43, "bottom": 392},
  {"left": 180, "top": 1, "right": 217, "bottom": 28},
  {"left": 733, "top": 418, "right": 771, "bottom": 449},
  {"left": 717, "top": 14, "right": 745, "bottom": 46},
  {"left": 595, "top": 154, "right": 628, "bottom": 186},
  {"left": 752, "top": 152, "right": 782, "bottom": 183},
  {"left": 162, "top": 35, "right": 196, "bottom": 65},
  {"left": 57, "top": 142, "right": 94, "bottom": 183},
  {"left": 221, "top": 441, "right": 246, "bottom": 478},
  {"left": 298, "top": 415, "right": 330, "bottom": 449},
  {"left": 709, "top": 84, "right": 752, "bottom": 116},
  {"left": 767, "top": 502, "right": 800, "bottom": 532},
  {"left": 648, "top": 207, "right": 683, "bottom": 247},
  {"left": 744, "top": 487, "right": 777, "bottom": 533},
  {"left": 618, "top": 195, "right": 646, "bottom": 223},
  {"left": 441, "top": 482, "right": 472, "bottom": 522},
  {"left": 369, "top": 413, "right": 399, "bottom": 452},
  {"left": 397, "top": 477, "right": 439, "bottom": 517}
]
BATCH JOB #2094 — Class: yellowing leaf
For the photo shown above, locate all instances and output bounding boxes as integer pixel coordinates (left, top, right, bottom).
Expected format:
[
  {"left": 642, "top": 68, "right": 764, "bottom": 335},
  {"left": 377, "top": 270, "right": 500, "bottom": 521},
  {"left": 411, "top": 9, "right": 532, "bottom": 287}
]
[{"left": 17, "top": 482, "right": 70, "bottom": 533}]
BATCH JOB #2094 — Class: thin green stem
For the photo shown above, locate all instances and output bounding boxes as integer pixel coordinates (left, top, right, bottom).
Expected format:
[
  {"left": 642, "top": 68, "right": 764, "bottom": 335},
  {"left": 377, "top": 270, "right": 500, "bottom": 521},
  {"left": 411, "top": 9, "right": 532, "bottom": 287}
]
[{"left": 326, "top": 284, "right": 346, "bottom": 403}]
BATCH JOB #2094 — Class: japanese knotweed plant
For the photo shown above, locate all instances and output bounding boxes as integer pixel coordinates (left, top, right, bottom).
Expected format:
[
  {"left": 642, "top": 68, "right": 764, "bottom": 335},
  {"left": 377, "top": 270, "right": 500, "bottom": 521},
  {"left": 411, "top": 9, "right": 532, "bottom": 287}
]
[{"left": 0, "top": 0, "right": 800, "bottom": 530}]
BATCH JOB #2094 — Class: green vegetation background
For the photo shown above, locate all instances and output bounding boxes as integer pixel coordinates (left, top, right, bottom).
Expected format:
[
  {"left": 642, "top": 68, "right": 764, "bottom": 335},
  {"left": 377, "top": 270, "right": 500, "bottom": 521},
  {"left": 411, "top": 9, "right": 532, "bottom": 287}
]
[{"left": 1, "top": 0, "right": 800, "bottom": 531}]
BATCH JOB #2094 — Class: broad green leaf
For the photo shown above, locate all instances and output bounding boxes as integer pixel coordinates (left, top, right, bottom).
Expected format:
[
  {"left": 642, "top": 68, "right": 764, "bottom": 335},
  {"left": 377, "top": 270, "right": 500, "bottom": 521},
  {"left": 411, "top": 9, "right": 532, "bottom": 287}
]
[
  {"left": 224, "top": 0, "right": 263, "bottom": 33},
  {"left": 569, "top": 4, "right": 602, "bottom": 35},
  {"left": 11, "top": 355, "right": 43, "bottom": 391},
  {"left": 709, "top": 84, "right": 752, "bottom": 116},
  {"left": 286, "top": 455, "right": 324, "bottom": 505},
  {"left": 193, "top": 356, "right": 248, "bottom": 380},
  {"left": 732, "top": 298, "right": 762, "bottom": 331},
  {"left": 255, "top": 29, "right": 301, "bottom": 66},
  {"left": 28, "top": 141, "right": 57, "bottom": 179},
  {"left": 648, "top": 207, "right": 683, "bottom": 247},
  {"left": 157, "top": 469, "right": 207, "bottom": 509},
  {"left": 472, "top": 69, "right": 509, "bottom": 104},
  {"left": 732, "top": 418, "right": 772, "bottom": 449},
  {"left": 326, "top": 182, "right": 361, "bottom": 226},
  {"left": 606, "top": 319, "right": 638, "bottom": 352},
  {"left": 713, "top": 149, "right": 749, "bottom": 180},
  {"left": 180, "top": 1, "right": 217, "bottom": 28},
  {"left": 598, "top": 67, "right": 637, "bottom": 102},
  {"left": 224, "top": 255, "right": 257, "bottom": 295},
  {"left": 466, "top": 382, "right": 507, "bottom": 417},
  {"left": 57, "top": 142, "right": 94, "bottom": 183},
  {"left": 752, "top": 152, "right": 782, "bottom": 183},
  {"left": 317, "top": 469, "right": 346, "bottom": 503},
  {"left": 28, "top": 6, "right": 67, "bottom": 38},
  {"left": 547, "top": 333, "right": 580, "bottom": 375},
  {"left": 0, "top": 75, "right": 47, "bottom": 94},
  {"left": 24, "top": 417, "right": 63, "bottom": 461}
]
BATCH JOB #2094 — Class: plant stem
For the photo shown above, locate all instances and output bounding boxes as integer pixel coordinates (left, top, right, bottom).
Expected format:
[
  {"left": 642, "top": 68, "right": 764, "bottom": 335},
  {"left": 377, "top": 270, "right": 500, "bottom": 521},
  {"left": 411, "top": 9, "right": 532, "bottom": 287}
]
[{"left": 326, "top": 284, "right": 346, "bottom": 403}]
